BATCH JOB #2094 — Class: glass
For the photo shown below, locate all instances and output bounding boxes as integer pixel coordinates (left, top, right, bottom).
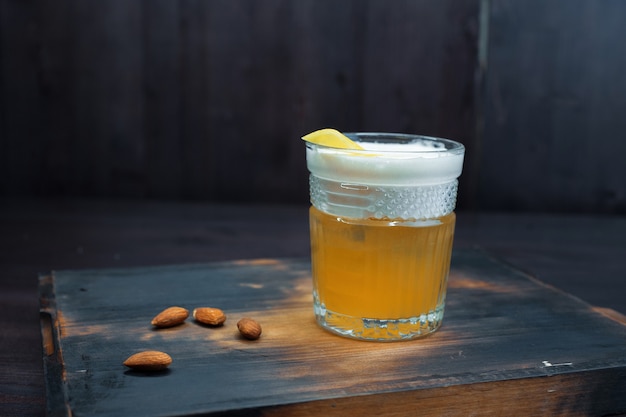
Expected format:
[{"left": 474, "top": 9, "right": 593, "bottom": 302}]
[{"left": 305, "top": 132, "right": 465, "bottom": 341}]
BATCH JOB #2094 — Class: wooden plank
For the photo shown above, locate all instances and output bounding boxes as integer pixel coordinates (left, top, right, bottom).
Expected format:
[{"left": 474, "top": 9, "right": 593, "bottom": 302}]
[
  {"left": 453, "top": 211, "right": 626, "bottom": 315},
  {"left": 177, "top": 0, "right": 213, "bottom": 200},
  {"left": 362, "top": 1, "right": 478, "bottom": 138},
  {"left": 480, "top": 0, "right": 626, "bottom": 213},
  {"left": 142, "top": 0, "right": 182, "bottom": 199},
  {"left": 0, "top": 1, "right": 479, "bottom": 206},
  {"left": 201, "top": 0, "right": 368, "bottom": 203},
  {"left": 71, "top": 0, "right": 145, "bottom": 198},
  {"left": 292, "top": 1, "right": 368, "bottom": 133},
  {"left": 39, "top": 250, "right": 626, "bottom": 416},
  {"left": 36, "top": 0, "right": 77, "bottom": 197},
  {"left": 262, "top": 369, "right": 626, "bottom": 417},
  {"left": 0, "top": 0, "right": 44, "bottom": 195}
]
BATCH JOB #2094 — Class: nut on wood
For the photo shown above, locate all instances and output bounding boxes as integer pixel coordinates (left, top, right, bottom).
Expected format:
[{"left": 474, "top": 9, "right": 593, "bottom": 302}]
[
  {"left": 123, "top": 350, "right": 172, "bottom": 371},
  {"left": 237, "top": 317, "right": 262, "bottom": 340},
  {"left": 151, "top": 306, "right": 189, "bottom": 328},
  {"left": 193, "top": 307, "right": 227, "bottom": 326}
]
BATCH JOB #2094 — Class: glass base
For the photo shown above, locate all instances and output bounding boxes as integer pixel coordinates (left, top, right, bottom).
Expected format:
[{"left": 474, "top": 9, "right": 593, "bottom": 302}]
[{"left": 314, "top": 302, "right": 444, "bottom": 342}]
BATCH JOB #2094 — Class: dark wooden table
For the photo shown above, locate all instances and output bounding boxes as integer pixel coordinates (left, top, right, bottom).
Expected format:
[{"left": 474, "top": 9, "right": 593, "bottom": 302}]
[{"left": 2, "top": 198, "right": 625, "bottom": 416}]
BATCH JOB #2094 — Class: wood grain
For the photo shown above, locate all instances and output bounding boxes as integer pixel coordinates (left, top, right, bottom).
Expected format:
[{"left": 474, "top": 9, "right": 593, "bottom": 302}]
[
  {"left": 479, "top": 0, "right": 626, "bottom": 213},
  {"left": 39, "top": 250, "right": 626, "bottom": 416},
  {"left": 1, "top": 199, "right": 625, "bottom": 416},
  {"left": 0, "top": 0, "right": 478, "bottom": 205},
  {"left": 3, "top": 1, "right": 626, "bottom": 213}
]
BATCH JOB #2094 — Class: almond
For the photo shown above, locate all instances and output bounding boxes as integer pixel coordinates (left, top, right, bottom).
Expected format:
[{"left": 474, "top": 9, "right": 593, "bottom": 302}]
[
  {"left": 123, "top": 350, "right": 172, "bottom": 371},
  {"left": 237, "top": 317, "right": 262, "bottom": 340},
  {"left": 151, "top": 306, "right": 189, "bottom": 328},
  {"left": 193, "top": 307, "right": 226, "bottom": 326}
]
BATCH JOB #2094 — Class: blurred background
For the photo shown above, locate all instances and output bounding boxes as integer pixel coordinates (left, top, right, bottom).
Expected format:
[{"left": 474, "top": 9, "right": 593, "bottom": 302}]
[{"left": 1, "top": 0, "right": 625, "bottom": 213}]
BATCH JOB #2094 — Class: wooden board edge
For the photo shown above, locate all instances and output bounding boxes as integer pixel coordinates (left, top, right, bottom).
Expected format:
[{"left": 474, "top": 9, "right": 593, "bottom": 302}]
[
  {"left": 592, "top": 307, "right": 626, "bottom": 327},
  {"left": 218, "top": 367, "right": 626, "bottom": 417},
  {"left": 39, "top": 273, "right": 72, "bottom": 417}
]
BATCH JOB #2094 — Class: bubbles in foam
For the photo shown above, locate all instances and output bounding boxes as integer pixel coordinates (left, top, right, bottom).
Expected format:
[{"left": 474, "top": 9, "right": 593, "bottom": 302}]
[{"left": 359, "top": 139, "right": 446, "bottom": 153}]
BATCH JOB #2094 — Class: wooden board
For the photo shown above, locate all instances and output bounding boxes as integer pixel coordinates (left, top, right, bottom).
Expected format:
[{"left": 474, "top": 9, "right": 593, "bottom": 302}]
[{"left": 39, "top": 249, "right": 626, "bottom": 417}]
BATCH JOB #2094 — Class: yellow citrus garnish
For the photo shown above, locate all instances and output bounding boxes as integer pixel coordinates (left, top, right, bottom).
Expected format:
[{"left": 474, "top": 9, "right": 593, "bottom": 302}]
[{"left": 301, "top": 128, "right": 364, "bottom": 150}]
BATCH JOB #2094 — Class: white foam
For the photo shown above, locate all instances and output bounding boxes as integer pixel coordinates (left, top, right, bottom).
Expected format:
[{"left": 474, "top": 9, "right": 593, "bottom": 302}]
[
  {"left": 306, "top": 135, "right": 464, "bottom": 186},
  {"left": 359, "top": 141, "right": 444, "bottom": 153}
]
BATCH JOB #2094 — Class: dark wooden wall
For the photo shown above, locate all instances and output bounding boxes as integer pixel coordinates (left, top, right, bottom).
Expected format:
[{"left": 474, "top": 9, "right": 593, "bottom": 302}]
[
  {"left": 476, "top": 0, "right": 626, "bottom": 213},
  {"left": 1, "top": 0, "right": 625, "bottom": 213}
]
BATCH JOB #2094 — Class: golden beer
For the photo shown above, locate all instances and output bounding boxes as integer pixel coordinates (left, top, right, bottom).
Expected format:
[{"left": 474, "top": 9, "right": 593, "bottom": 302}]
[
  {"left": 310, "top": 207, "right": 455, "bottom": 340},
  {"left": 305, "top": 132, "right": 465, "bottom": 341}
]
